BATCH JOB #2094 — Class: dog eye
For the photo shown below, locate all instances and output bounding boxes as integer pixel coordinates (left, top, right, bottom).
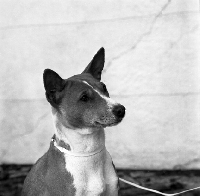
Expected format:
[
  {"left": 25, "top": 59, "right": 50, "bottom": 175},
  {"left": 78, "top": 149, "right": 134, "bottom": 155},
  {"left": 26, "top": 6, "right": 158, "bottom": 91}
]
[{"left": 80, "top": 93, "right": 89, "bottom": 102}]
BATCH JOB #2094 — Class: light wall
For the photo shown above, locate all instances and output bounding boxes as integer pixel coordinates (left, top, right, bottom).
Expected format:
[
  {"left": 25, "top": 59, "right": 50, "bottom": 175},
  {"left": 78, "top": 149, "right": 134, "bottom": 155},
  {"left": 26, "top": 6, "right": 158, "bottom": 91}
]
[{"left": 0, "top": 0, "right": 200, "bottom": 169}]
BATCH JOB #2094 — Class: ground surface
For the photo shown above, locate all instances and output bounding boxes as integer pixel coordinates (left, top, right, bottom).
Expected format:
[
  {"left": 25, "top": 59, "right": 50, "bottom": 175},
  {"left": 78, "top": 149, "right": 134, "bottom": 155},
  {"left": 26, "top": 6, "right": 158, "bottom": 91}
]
[{"left": 0, "top": 164, "right": 200, "bottom": 196}]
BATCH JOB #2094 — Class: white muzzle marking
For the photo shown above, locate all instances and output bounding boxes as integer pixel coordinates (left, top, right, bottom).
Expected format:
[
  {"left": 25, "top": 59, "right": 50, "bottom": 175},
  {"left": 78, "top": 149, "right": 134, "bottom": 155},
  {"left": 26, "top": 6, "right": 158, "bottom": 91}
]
[{"left": 83, "top": 81, "right": 117, "bottom": 110}]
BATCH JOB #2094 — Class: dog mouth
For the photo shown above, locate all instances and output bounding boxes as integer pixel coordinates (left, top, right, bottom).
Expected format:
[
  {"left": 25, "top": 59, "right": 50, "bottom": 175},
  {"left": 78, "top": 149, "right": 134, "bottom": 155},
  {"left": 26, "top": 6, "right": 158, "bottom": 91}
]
[
  {"left": 94, "top": 121, "right": 107, "bottom": 128},
  {"left": 94, "top": 117, "right": 123, "bottom": 128}
]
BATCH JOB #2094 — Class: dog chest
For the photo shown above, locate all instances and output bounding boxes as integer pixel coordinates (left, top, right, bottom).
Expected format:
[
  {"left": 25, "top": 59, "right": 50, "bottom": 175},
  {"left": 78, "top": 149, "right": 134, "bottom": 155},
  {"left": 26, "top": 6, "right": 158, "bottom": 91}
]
[{"left": 63, "top": 149, "right": 118, "bottom": 196}]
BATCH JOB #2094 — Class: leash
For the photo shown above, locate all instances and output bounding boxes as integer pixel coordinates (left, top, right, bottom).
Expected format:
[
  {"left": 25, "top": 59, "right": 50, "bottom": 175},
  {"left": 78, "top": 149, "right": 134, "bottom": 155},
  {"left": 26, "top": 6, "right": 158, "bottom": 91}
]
[{"left": 119, "top": 177, "right": 200, "bottom": 196}]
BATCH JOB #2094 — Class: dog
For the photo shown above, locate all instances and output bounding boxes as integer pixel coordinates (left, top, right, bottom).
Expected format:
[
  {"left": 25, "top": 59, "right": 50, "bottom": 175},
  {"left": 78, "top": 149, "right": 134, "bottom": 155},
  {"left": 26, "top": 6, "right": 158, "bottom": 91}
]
[{"left": 22, "top": 47, "right": 125, "bottom": 196}]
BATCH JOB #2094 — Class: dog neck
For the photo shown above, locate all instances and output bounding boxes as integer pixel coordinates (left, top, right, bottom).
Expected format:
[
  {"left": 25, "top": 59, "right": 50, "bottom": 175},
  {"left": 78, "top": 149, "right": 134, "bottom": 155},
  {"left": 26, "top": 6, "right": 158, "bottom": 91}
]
[{"left": 52, "top": 112, "right": 105, "bottom": 155}]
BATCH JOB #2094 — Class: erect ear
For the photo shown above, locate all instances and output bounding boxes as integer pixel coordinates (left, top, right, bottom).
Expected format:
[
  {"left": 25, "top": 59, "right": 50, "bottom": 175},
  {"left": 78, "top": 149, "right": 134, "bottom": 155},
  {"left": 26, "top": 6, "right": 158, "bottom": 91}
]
[
  {"left": 43, "top": 69, "right": 65, "bottom": 106},
  {"left": 82, "top": 47, "right": 105, "bottom": 81},
  {"left": 43, "top": 69, "right": 65, "bottom": 92}
]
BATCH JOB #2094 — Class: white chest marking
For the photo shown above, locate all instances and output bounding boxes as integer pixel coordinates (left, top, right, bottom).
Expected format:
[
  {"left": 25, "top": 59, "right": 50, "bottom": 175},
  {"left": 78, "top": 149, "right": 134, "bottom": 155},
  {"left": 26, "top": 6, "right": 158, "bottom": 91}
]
[{"left": 61, "top": 148, "right": 118, "bottom": 196}]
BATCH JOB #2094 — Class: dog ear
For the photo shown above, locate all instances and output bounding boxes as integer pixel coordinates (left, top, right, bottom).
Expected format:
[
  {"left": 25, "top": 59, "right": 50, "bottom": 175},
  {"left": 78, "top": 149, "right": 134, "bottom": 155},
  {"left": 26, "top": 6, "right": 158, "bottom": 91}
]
[
  {"left": 43, "top": 69, "right": 65, "bottom": 106},
  {"left": 82, "top": 47, "right": 105, "bottom": 81}
]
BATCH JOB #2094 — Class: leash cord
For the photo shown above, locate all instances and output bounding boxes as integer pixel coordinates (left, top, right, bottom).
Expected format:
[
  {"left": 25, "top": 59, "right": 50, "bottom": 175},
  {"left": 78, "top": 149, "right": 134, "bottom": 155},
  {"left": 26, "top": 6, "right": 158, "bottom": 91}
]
[{"left": 119, "top": 178, "right": 200, "bottom": 196}]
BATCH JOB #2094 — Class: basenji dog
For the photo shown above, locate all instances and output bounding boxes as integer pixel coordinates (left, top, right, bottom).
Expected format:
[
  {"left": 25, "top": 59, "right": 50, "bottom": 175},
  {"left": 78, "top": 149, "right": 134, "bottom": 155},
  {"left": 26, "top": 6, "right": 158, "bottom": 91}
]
[{"left": 22, "top": 47, "right": 125, "bottom": 196}]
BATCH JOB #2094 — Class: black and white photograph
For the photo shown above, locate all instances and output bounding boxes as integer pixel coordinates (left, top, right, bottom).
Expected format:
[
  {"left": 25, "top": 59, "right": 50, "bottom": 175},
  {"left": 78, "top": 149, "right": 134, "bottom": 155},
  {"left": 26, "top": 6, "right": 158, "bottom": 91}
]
[{"left": 0, "top": 0, "right": 200, "bottom": 195}]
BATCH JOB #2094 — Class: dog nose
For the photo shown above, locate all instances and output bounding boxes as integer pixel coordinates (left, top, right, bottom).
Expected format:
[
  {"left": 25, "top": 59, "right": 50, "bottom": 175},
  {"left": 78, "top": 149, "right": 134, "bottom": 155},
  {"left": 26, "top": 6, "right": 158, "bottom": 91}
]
[{"left": 112, "top": 104, "right": 125, "bottom": 118}]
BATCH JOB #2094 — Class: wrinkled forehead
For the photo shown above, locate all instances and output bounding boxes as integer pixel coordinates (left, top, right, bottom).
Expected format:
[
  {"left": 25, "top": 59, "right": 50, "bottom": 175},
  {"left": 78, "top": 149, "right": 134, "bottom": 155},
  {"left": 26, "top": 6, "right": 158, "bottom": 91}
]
[
  {"left": 66, "top": 74, "right": 101, "bottom": 89},
  {"left": 65, "top": 73, "right": 101, "bottom": 91}
]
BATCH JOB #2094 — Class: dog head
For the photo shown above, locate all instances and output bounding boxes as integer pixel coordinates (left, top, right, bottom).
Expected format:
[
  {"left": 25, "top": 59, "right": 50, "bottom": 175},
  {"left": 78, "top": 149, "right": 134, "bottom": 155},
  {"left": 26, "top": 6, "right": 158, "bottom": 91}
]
[{"left": 43, "top": 48, "right": 125, "bottom": 131}]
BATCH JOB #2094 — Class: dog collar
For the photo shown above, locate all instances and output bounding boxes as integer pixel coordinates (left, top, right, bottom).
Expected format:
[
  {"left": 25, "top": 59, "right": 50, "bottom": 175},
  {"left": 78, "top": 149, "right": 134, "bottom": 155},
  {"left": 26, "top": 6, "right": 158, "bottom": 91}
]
[{"left": 52, "top": 136, "right": 105, "bottom": 157}]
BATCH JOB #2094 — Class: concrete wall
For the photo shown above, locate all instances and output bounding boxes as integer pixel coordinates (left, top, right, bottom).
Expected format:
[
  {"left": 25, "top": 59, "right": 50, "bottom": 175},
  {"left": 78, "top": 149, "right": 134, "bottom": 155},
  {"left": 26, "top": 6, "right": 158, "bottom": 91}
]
[{"left": 0, "top": 0, "right": 200, "bottom": 169}]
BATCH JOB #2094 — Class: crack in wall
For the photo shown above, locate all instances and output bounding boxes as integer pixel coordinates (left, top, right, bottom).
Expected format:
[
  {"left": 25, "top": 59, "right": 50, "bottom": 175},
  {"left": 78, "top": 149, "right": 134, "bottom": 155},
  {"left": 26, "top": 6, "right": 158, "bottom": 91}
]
[
  {"left": 1, "top": 10, "right": 198, "bottom": 31},
  {"left": 104, "top": 0, "right": 172, "bottom": 73},
  {"left": 111, "top": 92, "right": 200, "bottom": 98}
]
